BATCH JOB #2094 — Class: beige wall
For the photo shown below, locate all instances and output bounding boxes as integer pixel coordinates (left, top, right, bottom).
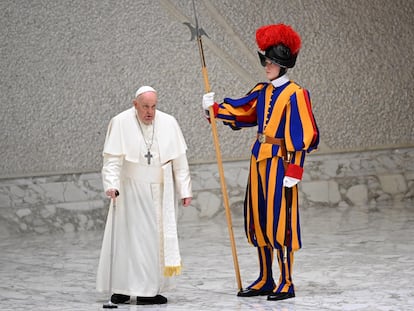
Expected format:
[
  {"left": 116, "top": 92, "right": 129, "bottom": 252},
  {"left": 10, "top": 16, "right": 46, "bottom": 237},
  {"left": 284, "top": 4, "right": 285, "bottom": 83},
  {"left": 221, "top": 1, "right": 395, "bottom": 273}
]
[{"left": 1, "top": 0, "right": 413, "bottom": 178}]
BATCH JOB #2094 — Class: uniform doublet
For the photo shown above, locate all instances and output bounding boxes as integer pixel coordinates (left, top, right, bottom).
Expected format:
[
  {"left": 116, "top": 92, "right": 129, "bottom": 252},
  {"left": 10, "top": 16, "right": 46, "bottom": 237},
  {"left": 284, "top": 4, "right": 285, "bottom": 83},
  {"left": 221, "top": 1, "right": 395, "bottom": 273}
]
[{"left": 217, "top": 79, "right": 318, "bottom": 250}]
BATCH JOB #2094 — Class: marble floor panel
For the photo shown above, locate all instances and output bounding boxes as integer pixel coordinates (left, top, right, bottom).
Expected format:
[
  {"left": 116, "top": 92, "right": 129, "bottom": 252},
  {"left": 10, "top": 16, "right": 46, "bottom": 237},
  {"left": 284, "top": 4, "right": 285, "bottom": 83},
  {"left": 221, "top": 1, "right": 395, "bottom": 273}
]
[{"left": 0, "top": 202, "right": 413, "bottom": 311}]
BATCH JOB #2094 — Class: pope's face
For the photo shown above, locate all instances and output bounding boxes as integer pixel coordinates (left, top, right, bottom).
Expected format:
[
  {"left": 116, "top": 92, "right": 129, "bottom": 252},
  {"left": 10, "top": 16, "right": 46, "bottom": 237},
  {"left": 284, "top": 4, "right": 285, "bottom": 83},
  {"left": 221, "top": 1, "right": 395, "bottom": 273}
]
[{"left": 134, "top": 92, "right": 157, "bottom": 125}]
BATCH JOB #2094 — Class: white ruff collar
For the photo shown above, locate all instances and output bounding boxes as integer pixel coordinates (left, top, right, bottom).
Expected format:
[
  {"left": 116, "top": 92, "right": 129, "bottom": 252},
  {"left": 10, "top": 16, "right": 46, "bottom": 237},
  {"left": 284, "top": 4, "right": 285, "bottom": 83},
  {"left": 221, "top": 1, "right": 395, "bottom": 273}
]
[{"left": 271, "top": 74, "right": 290, "bottom": 87}]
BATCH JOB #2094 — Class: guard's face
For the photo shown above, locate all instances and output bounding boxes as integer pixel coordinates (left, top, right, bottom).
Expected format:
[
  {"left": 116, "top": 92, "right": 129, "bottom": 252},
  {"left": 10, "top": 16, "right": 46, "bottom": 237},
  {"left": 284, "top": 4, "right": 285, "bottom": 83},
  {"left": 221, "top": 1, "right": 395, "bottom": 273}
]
[
  {"left": 134, "top": 92, "right": 157, "bottom": 125},
  {"left": 263, "top": 58, "right": 281, "bottom": 81}
]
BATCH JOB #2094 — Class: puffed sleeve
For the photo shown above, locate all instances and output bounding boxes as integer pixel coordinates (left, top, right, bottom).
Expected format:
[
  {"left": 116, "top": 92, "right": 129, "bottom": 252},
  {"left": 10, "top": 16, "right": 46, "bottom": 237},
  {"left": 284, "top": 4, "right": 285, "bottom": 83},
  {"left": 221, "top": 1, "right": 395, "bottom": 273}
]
[
  {"left": 284, "top": 88, "right": 319, "bottom": 153},
  {"left": 215, "top": 83, "right": 267, "bottom": 129}
]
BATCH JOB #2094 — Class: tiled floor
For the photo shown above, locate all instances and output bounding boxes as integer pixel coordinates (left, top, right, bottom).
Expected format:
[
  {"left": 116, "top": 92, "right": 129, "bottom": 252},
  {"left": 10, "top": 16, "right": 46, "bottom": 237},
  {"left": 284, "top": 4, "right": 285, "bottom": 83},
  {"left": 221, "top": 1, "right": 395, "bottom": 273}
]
[{"left": 1, "top": 202, "right": 413, "bottom": 310}]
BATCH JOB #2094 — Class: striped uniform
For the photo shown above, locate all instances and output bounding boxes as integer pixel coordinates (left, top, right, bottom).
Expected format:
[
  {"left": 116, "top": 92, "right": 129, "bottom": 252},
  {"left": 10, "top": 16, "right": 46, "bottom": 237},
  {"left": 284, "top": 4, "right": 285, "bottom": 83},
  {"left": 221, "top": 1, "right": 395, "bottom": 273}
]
[{"left": 215, "top": 80, "right": 319, "bottom": 294}]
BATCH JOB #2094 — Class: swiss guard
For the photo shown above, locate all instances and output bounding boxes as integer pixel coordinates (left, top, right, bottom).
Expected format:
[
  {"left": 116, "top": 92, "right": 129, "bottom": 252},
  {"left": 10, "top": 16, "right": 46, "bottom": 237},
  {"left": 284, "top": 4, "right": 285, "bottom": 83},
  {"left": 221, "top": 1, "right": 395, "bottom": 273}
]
[{"left": 202, "top": 23, "right": 319, "bottom": 301}]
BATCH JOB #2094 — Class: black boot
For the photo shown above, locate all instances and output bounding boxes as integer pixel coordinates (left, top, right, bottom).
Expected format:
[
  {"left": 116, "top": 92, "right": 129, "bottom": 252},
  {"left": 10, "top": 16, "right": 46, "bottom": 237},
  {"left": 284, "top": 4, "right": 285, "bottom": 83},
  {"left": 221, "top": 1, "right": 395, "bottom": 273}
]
[
  {"left": 237, "top": 288, "right": 273, "bottom": 297},
  {"left": 237, "top": 246, "right": 275, "bottom": 297},
  {"left": 267, "top": 291, "right": 295, "bottom": 301}
]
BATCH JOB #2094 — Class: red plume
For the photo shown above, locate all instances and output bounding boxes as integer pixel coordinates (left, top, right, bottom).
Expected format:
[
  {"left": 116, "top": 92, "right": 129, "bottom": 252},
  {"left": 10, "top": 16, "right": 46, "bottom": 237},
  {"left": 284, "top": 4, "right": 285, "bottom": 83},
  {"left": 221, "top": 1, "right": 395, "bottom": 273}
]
[{"left": 256, "top": 24, "right": 301, "bottom": 55}]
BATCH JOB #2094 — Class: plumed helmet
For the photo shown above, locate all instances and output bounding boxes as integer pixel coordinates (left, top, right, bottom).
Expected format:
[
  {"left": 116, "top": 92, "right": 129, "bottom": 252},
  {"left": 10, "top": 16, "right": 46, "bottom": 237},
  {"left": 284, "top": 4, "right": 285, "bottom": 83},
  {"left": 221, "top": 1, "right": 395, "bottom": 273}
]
[{"left": 256, "top": 24, "right": 301, "bottom": 68}]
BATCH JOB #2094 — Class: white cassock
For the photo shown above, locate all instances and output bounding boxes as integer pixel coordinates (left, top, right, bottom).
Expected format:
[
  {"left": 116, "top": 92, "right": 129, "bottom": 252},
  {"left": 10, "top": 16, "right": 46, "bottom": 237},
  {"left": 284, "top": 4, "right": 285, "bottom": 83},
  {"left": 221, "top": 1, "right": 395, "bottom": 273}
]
[{"left": 96, "top": 107, "right": 192, "bottom": 297}]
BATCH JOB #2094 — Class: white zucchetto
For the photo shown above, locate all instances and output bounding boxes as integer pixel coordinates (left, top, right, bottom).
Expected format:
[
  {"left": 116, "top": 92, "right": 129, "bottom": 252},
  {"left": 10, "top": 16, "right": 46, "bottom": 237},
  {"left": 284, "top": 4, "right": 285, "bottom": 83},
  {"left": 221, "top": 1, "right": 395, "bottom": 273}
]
[{"left": 135, "top": 86, "right": 156, "bottom": 98}]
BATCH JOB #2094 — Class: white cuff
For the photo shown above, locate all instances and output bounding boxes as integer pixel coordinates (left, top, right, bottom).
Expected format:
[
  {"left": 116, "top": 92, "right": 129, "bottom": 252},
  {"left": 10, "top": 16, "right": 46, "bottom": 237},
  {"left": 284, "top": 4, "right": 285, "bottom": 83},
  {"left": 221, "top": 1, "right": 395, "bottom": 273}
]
[{"left": 283, "top": 176, "right": 300, "bottom": 188}]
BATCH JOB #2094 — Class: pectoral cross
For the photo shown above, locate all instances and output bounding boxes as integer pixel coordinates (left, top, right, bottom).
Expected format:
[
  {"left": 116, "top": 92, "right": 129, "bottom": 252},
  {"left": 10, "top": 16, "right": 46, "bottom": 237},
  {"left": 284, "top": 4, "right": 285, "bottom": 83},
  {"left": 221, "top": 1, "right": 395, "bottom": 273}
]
[{"left": 145, "top": 149, "right": 153, "bottom": 165}]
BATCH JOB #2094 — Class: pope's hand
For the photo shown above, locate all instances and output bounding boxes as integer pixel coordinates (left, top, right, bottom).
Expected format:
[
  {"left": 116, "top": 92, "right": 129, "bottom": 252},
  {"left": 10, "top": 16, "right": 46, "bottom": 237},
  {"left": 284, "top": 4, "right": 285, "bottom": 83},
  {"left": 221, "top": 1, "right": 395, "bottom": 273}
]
[
  {"left": 182, "top": 197, "right": 192, "bottom": 207},
  {"left": 202, "top": 92, "right": 215, "bottom": 110},
  {"left": 106, "top": 188, "right": 120, "bottom": 199}
]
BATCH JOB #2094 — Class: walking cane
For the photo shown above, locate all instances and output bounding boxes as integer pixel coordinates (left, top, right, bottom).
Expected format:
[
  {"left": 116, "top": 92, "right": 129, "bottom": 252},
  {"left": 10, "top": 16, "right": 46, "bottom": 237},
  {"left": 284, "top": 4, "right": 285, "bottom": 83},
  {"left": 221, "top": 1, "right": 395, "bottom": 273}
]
[
  {"left": 103, "top": 191, "right": 119, "bottom": 309},
  {"left": 190, "top": 0, "right": 242, "bottom": 291}
]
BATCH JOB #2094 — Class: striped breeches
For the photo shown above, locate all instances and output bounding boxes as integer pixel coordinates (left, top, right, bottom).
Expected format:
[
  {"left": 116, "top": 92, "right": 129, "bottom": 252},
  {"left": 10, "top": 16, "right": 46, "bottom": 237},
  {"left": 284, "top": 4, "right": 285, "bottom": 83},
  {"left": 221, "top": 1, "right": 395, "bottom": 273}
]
[{"left": 248, "top": 246, "right": 295, "bottom": 294}]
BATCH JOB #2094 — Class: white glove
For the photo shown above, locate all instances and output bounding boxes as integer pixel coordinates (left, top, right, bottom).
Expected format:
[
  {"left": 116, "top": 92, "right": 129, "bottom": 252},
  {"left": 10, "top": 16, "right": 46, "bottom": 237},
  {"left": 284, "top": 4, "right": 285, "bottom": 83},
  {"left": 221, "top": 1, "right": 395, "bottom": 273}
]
[
  {"left": 283, "top": 176, "right": 300, "bottom": 188},
  {"left": 202, "top": 92, "right": 215, "bottom": 110}
]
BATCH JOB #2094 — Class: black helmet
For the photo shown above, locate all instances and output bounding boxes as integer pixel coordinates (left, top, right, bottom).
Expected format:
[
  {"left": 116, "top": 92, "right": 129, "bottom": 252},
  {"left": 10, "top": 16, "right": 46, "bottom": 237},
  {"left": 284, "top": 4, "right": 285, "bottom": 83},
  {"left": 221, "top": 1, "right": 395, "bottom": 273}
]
[
  {"left": 256, "top": 24, "right": 301, "bottom": 69},
  {"left": 258, "top": 44, "right": 298, "bottom": 68}
]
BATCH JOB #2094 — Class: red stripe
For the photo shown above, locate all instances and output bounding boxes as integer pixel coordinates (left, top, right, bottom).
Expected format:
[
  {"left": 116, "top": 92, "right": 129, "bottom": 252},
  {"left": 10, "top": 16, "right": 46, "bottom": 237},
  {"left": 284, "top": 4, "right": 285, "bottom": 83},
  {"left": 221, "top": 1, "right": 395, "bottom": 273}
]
[{"left": 303, "top": 90, "right": 318, "bottom": 145}]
